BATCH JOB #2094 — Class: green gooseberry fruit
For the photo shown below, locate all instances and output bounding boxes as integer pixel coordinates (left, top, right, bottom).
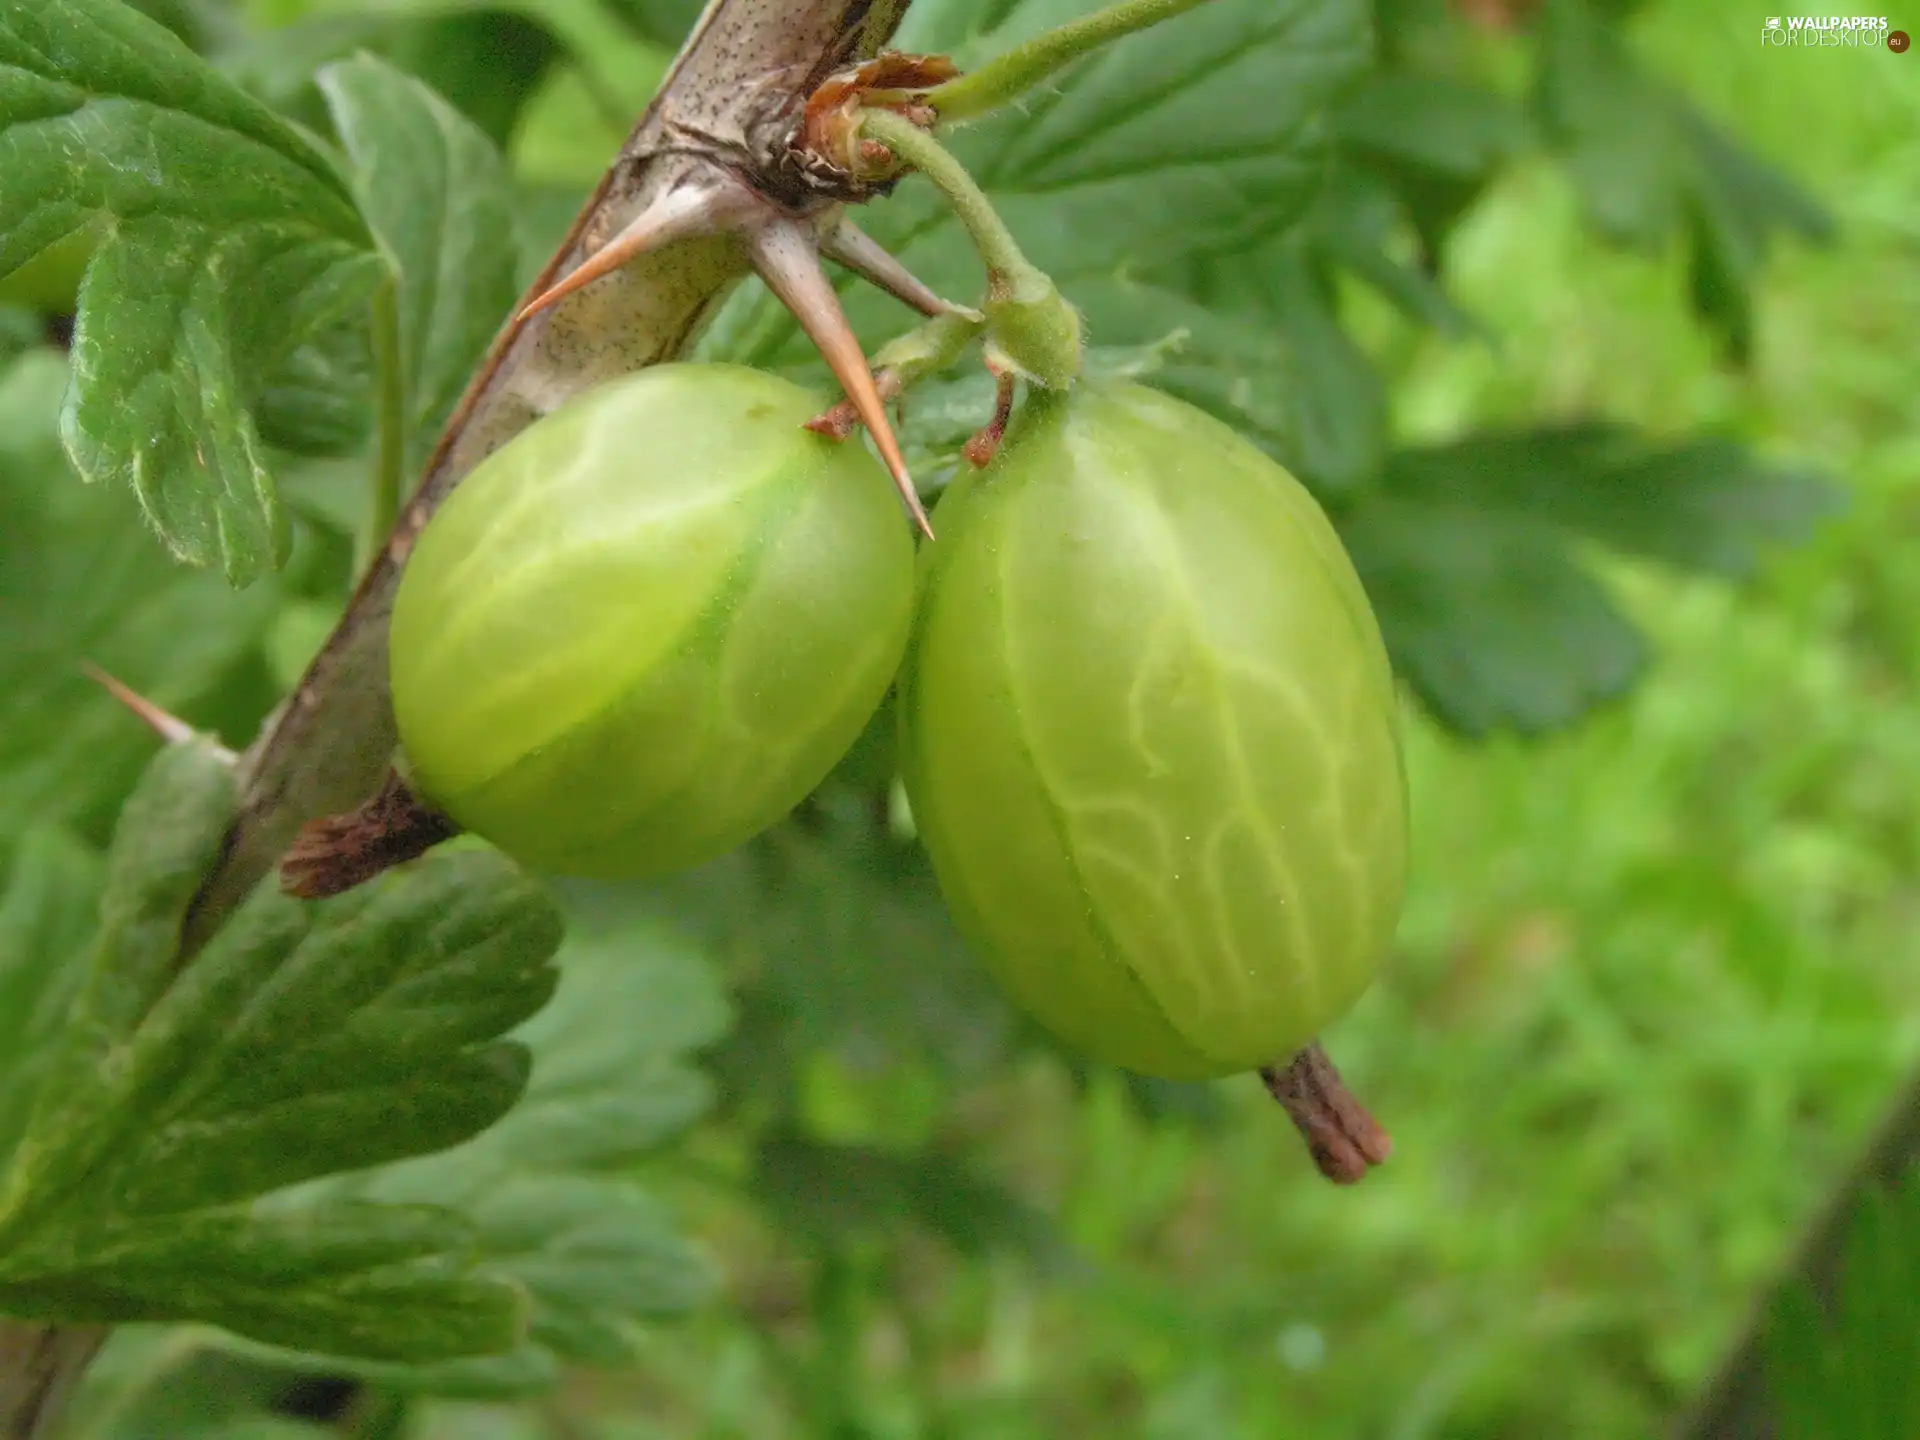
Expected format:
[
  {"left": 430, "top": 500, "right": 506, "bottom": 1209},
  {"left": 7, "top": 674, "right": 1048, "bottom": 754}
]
[
  {"left": 389, "top": 362, "right": 917, "bottom": 879},
  {"left": 897, "top": 381, "right": 1408, "bottom": 1081}
]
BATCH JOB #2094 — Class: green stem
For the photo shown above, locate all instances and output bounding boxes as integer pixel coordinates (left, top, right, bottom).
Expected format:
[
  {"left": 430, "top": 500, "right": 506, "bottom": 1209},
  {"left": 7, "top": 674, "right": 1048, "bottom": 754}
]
[
  {"left": 926, "top": 0, "right": 1215, "bottom": 123},
  {"left": 857, "top": 110, "right": 1084, "bottom": 387},
  {"left": 857, "top": 110, "right": 1039, "bottom": 287},
  {"left": 359, "top": 279, "right": 407, "bottom": 578}
]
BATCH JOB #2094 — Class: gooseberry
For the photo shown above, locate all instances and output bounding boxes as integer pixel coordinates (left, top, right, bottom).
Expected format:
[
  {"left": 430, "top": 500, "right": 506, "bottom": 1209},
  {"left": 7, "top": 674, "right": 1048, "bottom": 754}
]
[
  {"left": 897, "top": 381, "right": 1408, "bottom": 1081},
  {"left": 389, "top": 362, "right": 916, "bottom": 879}
]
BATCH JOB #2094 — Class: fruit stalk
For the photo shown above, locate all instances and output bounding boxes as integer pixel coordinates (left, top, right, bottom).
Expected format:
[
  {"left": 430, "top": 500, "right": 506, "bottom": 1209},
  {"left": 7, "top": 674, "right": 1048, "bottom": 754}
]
[{"left": 924, "top": 0, "right": 1218, "bottom": 123}]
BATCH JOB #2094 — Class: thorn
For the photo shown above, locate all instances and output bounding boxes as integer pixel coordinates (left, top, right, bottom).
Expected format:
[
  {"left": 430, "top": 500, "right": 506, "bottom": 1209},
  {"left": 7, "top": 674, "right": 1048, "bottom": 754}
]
[
  {"left": 81, "top": 661, "right": 235, "bottom": 762},
  {"left": 820, "top": 218, "right": 974, "bottom": 321},
  {"left": 749, "top": 219, "right": 934, "bottom": 540},
  {"left": 516, "top": 172, "right": 760, "bottom": 324}
]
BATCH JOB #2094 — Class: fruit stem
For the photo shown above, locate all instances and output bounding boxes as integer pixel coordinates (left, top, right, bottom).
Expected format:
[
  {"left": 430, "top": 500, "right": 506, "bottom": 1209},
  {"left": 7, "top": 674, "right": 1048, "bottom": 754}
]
[
  {"left": 360, "top": 277, "right": 408, "bottom": 579},
  {"left": 1260, "top": 1042, "right": 1392, "bottom": 1184},
  {"left": 856, "top": 109, "right": 1032, "bottom": 293},
  {"left": 925, "top": 0, "right": 1216, "bottom": 124},
  {"left": 857, "top": 109, "right": 1084, "bottom": 389}
]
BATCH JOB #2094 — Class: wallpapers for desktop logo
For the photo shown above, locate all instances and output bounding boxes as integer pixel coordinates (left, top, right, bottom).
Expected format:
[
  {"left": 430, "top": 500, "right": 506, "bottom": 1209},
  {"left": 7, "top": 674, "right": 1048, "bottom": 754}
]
[{"left": 1761, "top": 14, "right": 1905, "bottom": 47}]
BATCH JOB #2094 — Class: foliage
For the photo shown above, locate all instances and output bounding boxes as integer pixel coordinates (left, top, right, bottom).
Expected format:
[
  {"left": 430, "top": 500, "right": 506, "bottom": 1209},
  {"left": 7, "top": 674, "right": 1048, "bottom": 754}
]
[{"left": 2, "top": 0, "right": 1913, "bottom": 1435}]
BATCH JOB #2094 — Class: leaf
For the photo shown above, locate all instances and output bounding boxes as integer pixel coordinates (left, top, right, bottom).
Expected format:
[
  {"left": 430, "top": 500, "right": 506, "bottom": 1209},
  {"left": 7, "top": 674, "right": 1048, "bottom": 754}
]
[
  {"left": 1303, "top": 165, "right": 1479, "bottom": 336},
  {"left": 221, "top": 10, "right": 564, "bottom": 154},
  {"left": 1340, "top": 492, "right": 1646, "bottom": 736},
  {"left": 0, "top": 0, "right": 383, "bottom": 585},
  {"left": 124, "top": 0, "right": 231, "bottom": 53},
  {"left": 0, "top": 744, "right": 567, "bottom": 1362},
  {"left": 1186, "top": 241, "right": 1389, "bottom": 493},
  {"left": 1533, "top": 0, "right": 1831, "bottom": 361},
  {"left": 755, "top": 1132, "right": 1068, "bottom": 1270},
  {"left": 1337, "top": 424, "right": 1844, "bottom": 735},
  {"left": 318, "top": 55, "right": 522, "bottom": 471},
  {"left": 0, "top": 352, "right": 282, "bottom": 844},
  {"left": 1374, "top": 423, "right": 1845, "bottom": 577},
  {"left": 0, "top": 828, "right": 101, "bottom": 1164},
  {"left": 667, "top": 812, "right": 1018, "bottom": 1090},
  {"left": 1335, "top": 69, "right": 1534, "bottom": 181},
  {"left": 596, "top": 0, "right": 706, "bottom": 48},
  {"left": 228, "top": 891, "right": 731, "bottom": 1396},
  {"left": 1765, "top": 1170, "right": 1920, "bottom": 1440},
  {"left": 1321, "top": 67, "right": 1527, "bottom": 323}
]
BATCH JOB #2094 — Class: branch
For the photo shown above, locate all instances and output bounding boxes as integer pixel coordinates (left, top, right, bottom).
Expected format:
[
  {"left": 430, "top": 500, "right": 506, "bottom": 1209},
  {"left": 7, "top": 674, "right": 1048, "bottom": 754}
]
[
  {"left": 1672, "top": 1063, "right": 1920, "bottom": 1439},
  {"left": 0, "top": 1326, "right": 105, "bottom": 1440},
  {"left": 1, "top": 4, "right": 916, "bottom": 1435}
]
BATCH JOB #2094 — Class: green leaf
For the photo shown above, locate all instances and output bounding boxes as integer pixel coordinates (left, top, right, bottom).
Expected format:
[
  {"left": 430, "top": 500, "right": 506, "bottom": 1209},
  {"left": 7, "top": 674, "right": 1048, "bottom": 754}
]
[
  {"left": 0, "top": 0, "right": 383, "bottom": 585},
  {"left": 0, "top": 828, "right": 101, "bottom": 1164},
  {"left": 755, "top": 1132, "right": 1068, "bottom": 1270},
  {"left": 1336, "top": 69, "right": 1534, "bottom": 181},
  {"left": 225, "top": 891, "right": 730, "bottom": 1395},
  {"left": 1341, "top": 491, "right": 1646, "bottom": 735},
  {"left": 1374, "top": 423, "right": 1845, "bottom": 577},
  {"left": 1186, "top": 241, "right": 1389, "bottom": 492},
  {"left": 0, "top": 352, "right": 282, "bottom": 845},
  {"left": 1338, "top": 424, "right": 1844, "bottom": 734},
  {"left": 596, "top": 0, "right": 706, "bottom": 48},
  {"left": 1766, "top": 1170, "right": 1920, "bottom": 1440},
  {"left": 1533, "top": 0, "right": 1831, "bottom": 361},
  {"left": 0, "top": 744, "right": 566, "bottom": 1362},
  {"left": 669, "top": 813, "right": 1017, "bottom": 1092},
  {"left": 317, "top": 55, "right": 522, "bottom": 471},
  {"left": 124, "top": 0, "right": 233, "bottom": 53},
  {"left": 1303, "top": 165, "right": 1480, "bottom": 336},
  {"left": 222, "top": 11, "right": 564, "bottom": 154},
  {"left": 1321, "top": 66, "right": 1526, "bottom": 324},
  {"left": 63, "top": 1328, "right": 350, "bottom": 1439}
]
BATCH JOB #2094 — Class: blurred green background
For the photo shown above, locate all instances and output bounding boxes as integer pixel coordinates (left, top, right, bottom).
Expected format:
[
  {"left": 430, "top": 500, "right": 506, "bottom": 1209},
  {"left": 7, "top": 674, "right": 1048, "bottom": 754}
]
[{"left": 45, "top": 0, "right": 1920, "bottom": 1435}]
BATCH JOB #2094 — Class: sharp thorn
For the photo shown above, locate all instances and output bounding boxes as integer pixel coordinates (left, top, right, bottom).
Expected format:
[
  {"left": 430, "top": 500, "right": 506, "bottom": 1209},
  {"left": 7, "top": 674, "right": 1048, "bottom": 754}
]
[
  {"left": 750, "top": 220, "right": 935, "bottom": 541},
  {"left": 821, "top": 218, "right": 976, "bottom": 322},
  {"left": 81, "top": 661, "right": 234, "bottom": 762},
  {"left": 517, "top": 173, "right": 759, "bottom": 324}
]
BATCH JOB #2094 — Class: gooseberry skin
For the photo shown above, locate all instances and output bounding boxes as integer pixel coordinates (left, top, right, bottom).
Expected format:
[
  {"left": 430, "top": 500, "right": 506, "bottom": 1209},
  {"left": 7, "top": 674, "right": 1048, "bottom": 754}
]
[
  {"left": 897, "top": 382, "right": 1408, "bottom": 1081},
  {"left": 389, "top": 363, "right": 917, "bottom": 880}
]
